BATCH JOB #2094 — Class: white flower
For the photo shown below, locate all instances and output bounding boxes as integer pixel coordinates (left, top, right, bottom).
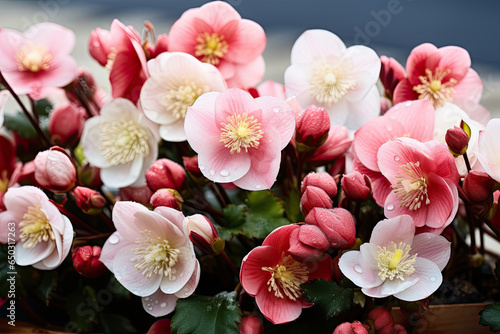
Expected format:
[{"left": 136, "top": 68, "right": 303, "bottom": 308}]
[
  {"left": 476, "top": 118, "right": 500, "bottom": 182},
  {"left": 140, "top": 52, "right": 227, "bottom": 142},
  {"left": 81, "top": 98, "right": 158, "bottom": 188}
]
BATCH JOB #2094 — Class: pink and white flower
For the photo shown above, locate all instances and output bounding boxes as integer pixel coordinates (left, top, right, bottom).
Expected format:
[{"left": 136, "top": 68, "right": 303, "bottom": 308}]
[
  {"left": 140, "top": 52, "right": 226, "bottom": 142},
  {"left": 0, "top": 186, "right": 73, "bottom": 269},
  {"left": 339, "top": 215, "right": 450, "bottom": 301},
  {"left": 240, "top": 224, "right": 332, "bottom": 324},
  {"left": 476, "top": 118, "right": 500, "bottom": 182},
  {"left": 184, "top": 88, "right": 295, "bottom": 190},
  {"left": 81, "top": 98, "right": 158, "bottom": 188},
  {"left": 284, "top": 29, "right": 381, "bottom": 129},
  {"left": 377, "top": 137, "right": 459, "bottom": 233},
  {"left": 100, "top": 202, "right": 199, "bottom": 317},
  {"left": 0, "top": 22, "right": 78, "bottom": 97},
  {"left": 168, "top": 1, "right": 266, "bottom": 88}
]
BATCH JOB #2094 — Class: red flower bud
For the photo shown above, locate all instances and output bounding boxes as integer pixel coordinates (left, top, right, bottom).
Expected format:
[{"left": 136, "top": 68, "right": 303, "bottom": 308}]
[
  {"left": 146, "top": 34, "right": 169, "bottom": 59},
  {"left": 288, "top": 224, "right": 330, "bottom": 262},
  {"left": 463, "top": 170, "right": 496, "bottom": 217},
  {"left": 305, "top": 207, "right": 356, "bottom": 249},
  {"left": 367, "top": 308, "right": 394, "bottom": 334},
  {"left": 333, "top": 321, "right": 369, "bottom": 334},
  {"left": 34, "top": 147, "right": 76, "bottom": 193},
  {"left": 73, "top": 186, "right": 106, "bottom": 215},
  {"left": 341, "top": 171, "right": 371, "bottom": 201},
  {"left": 445, "top": 123, "right": 470, "bottom": 157},
  {"left": 48, "top": 103, "right": 86, "bottom": 148},
  {"left": 393, "top": 324, "right": 407, "bottom": 334},
  {"left": 72, "top": 246, "right": 107, "bottom": 278},
  {"left": 300, "top": 186, "right": 333, "bottom": 217},
  {"left": 238, "top": 315, "right": 264, "bottom": 334},
  {"left": 88, "top": 28, "right": 111, "bottom": 66},
  {"left": 147, "top": 319, "right": 172, "bottom": 334},
  {"left": 150, "top": 189, "right": 183, "bottom": 210},
  {"left": 301, "top": 172, "right": 337, "bottom": 198},
  {"left": 119, "top": 185, "right": 154, "bottom": 207},
  {"left": 182, "top": 155, "right": 204, "bottom": 181},
  {"left": 184, "top": 214, "right": 224, "bottom": 255},
  {"left": 380, "top": 56, "right": 406, "bottom": 100},
  {"left": 146, "top": 159, "right": 186, "bottom": 192},
  {"left": 295, "top": 105, "right": 330, "bottom": 151}
]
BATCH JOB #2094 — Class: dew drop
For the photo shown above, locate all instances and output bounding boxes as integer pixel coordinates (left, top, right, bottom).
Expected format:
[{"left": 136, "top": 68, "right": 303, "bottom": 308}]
[
  {"left": 108, "top": 235, "right": 119, "bottom": 244},
  {"left": 394, "top": 155, "right": 400, "bottom": 162},
  {"left": 129, "top": 257, "right": 135, "bottom": 262},
  {"left": 272, "top": 106, "right": 280, "bottom": 113},
  {"left": 255, "top": 184, "right": 262, "bottom": 189},
  {"left": 146, "top": 303, "right": 151, "bottom": 307},
  {"left": 199, "top": 165, "right": 205, "bottom": 171},
  {"left": 92, "top": 41, "right": 100, "bottom": 48},
  {"left": 154, "top": 300, "right": 159, "bottom": 304},
  {"left": 209, "top": 169, "right": 215, "bottom": 176},
  {"left": 386, "top": 125, "right": 392, "bottom": 132},
  {"left": 354, "top": 265, "right": 363, "bottom": 274},
  {"left": 405, "top": 101, "right": 412, "bottom": 107},
  {"left": 219, "top": 169, "right": 229, "bottom": 177},
  {"left": 148, "top": 307, "right": 153, "bottom": 311},
  {"left": 160, "top": 302, "right": 167, "bottom": 308},
  {"left": 430, "top": 276, "right": 436, "bottom": 282},
  {"left": 144, "top": 297, "right": 150, "bottom": 301},
  {"left": 387, "top": 204, "right": 394, "bottom": 211}
]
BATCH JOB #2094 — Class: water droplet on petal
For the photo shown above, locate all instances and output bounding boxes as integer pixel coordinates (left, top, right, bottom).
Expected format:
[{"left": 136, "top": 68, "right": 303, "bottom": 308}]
[
  {"left": 148, "top": 307, "right": 153, "bottom": 311},
  {"left": 394, "top": 155, "right": 400, "bottom": 162},
  {"left": 92, "top": 41, "right": 100, "bottom": 48},
  {"left": 405, "top": 101, "right": 412, "bottom": 107},
  {"left": 129, "top": 257, "right": 135, "bottom": 262},
  {"left": 255, "top": 185, "right": 262, "bottom": 189},
  {"left": 387, "top": 204, "right": 394, "bottom": 211},
  {"left": 219, "top": 169, "right": 229, "bottom": 177},
  {"left": 144, "top": 297, "right": 150, "bottom": 301},
  {"left": 199, "top": 165, "right": 205, "bottom": 171},
  {"left": 108, "top": 235, "right": 119, "bottom": 244},
  {"left": 386, "top": 125, "right": 392, "bottom": 132},
  {"left": 154, "top": 300, "right": 159, "bottom": 304},
  {"left": 272, "top": 106, "right": 280, "bottom": 113},
  {"left": 430, "top": 276, "right": 436, "bottom": 282},
  {"left": 146, "top": 303, "right": 151, "bottom": 307},
  {"left": 160, "top": 302, "right": 167, "bottom": 308},
  {"left": 209, "top": 169, "right": 215, "bottom": 176},
  {"left": 354, "top": 265, "right": 363, "bottom": 274}
]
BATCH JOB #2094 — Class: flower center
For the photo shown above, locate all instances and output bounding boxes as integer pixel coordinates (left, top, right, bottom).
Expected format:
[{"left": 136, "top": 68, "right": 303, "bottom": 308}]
[
  {"left": 162, "top": 81, "right": 204, "bottom": 120},
  {"left": 309, "top": 63, "right": 356, "bottom": 105},
  {"left": 220, "top": 112, "right": 264, "bottom": 154},
  {"left": 19, "top": 205, "right": 55, "bottom": 249},
  {"left": 0, "top": 170, "right": 9, "bottom": 194},
  {"left": 16, "top": 44, "right": 52, "bottom": 73},
  {"left": 133, "top": 230, "right": 181, "bottom": 279},
  {"left": 195, "top": 32, "right": 228, "bottom": 65},
  {"left": 377, "top": 241, "right": 417, "bottom": 281},
  {"left": 391, "top": 161, "right": 430, "bottom": 211},
  {"left": 99, "top": 119, "right": 151, "bottom": 165},
  {"left": 262, "top": 255, "right": 309, "bottom": 300},
  {"left": 413, "top": 68, "right": 457, "bottom": 108}
]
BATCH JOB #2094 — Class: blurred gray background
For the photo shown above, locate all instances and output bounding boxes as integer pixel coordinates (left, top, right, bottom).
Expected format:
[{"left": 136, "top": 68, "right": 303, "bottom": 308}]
[{"left": 1, "top": 0, "right": 500, "bottom": 116}]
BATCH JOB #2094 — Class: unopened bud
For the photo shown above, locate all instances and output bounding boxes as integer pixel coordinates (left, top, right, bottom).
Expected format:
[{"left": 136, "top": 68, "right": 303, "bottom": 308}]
[
  {"left": 333, "top": 321, "right": 369, "bottom": 334},
  {"left": 34, "top": 147, "right": 76, "bottom": 193},
  {"left": 309, "top": 125, "right": 352, "bottom": 163},
  {"left": 341, "top": 172, "right": 372, "bottom": 201},
  {"left": 146, "top": 159, "right": 186, "bottom": 192},
  {"left": 183, "top": 214, "right": 224, "bottom": 255},
  {"left": 445, "top": 121, "right": 470, "bottom": 157},
  {"left": 182, "top": 155, "right": 204, "bottom": 181},
  {"left": 150, "top": 189, "right": 183, "bottom": 210},
  {"left": 301, "top": 172, "right": 337, "bottom": 198},
  {"left": 48, "top": 103, "right": 86, "bottom": 148},
  {"left": 73, "top": 186, "right": 106, "bottom": 215},
  {"left": 379, "top": 56, "right": 406, "bottom": 101},
  {"left": 300, "top": 186, "right": 333, "bottom": 217},
  {"left": 367, "top": 308, "right": 394, "bottom": 334},
  {"left": 305, "top": 207, "right": 356, "bottom": 249},
  {"left": 238, "top": 315, "right": 264, "bottom": 334},
  {"left": 72, "top": 246, "right": 107, "bottom": 278},
  {"left": 288, "top": 224, "right": 329, "bottom": 262},
  {"left": 463, "top": 170, "right": 496, "bottom": 217},
  {"left": 295, "top": 105, "right": 330, "bottom": 152}
]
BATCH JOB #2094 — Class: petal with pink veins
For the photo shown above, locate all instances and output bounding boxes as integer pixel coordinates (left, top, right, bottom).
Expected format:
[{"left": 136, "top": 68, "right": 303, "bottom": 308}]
[
  {"left": 100, "top": 232, "right": 132, "bottom": 272},
  {"left": 240, "top": 246, "right": 279, "bottom": 296},
  {"left": 142, "top": 289, "right": 179, "bottom": 317},
  {"left": 410, "top": 233, "right": 451, "bottom": 271},
  {"left": 393, "top": 257, "right": 442, "bottom": 301},
  {"left": 214, "top": 88, "right": 262, "bottom": 125},
  {"left": 369, "top": 215, "right": 415, "bottom": 248}
]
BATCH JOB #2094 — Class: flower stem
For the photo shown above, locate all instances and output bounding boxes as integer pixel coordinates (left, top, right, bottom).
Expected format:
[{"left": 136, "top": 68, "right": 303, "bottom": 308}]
[{"left": 463, "top": 152, "right": 472, "bottom": 173}]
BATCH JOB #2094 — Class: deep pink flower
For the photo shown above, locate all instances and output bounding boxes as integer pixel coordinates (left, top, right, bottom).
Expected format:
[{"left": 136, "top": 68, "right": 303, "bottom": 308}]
[
  {"left": 145, "top": 158, "right": 186, "bottom": 192},
  {"left": 377, "top": 137, "right": 459, "bottom": 233},
  {"left": 339, "top": 215, "right": 450, "bottom": 301},
  {"left": 0, "top": 22, "right": 78, "bottom": 97},
  {"left": 184, "top": 88, "right": 295, "bottom": 190},
  {"left": 301, "top": 172, "right": 337, "bottom": 198},
  {"left": 168, "top": 1, "right": 266, "bottom": 88},
  {"left": 379, "top": 56, "right": 406, "bottom": 101},
  {"left": 240, "top": 224, "right": 332, "bottom": 324},
  {"left": 393, "top": 43, "right": 483, "bottom": 110},
  {"left": 333, "top": 321, "right": 369, "bottom": 334},
  {"left": 0, "top": 133, "right": 19, "bottom": 211},
  {"left": 72, "top": 245, "right": 107, "bottom": 278}
]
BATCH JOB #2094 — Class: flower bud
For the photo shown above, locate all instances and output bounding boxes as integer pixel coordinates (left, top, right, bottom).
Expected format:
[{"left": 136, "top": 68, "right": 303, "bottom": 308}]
[
  {"left": 379, "top": 56, "right": 406, "bottom": 101},
  {"left": 182, "top": 155, "right": 205, "bottom": 181},
  {"left": 184, "top": 214, "right": 225, "bottom": 255},
  {"left": 146, "top": 159, "right": 186, "bottom": 192},
  {"left": 341, "top": 171, "right": 372, "bottom": 201},
  {"left": 300, "top": 186, "right": 333, "bottom": 217},
  {"left": 288, "top": 224, "right": 329, "bottom": 262},
  {"left": 295, "top": 105, "right": 330, "bottom": 151},
  {"left": 65, "top": 68, "right": 98, "bottom": 104},
  {"left": 147, "top": 319, "right": 171, "bottom": 334},
  {"left": 367, "top": 308, "right": 394, "bottom": 334},
  {"left": 463, "top": 170, "right": 496, "bottom": 217},
  {"left": 301, "top": 172, "right": 337, "bottom": 198},
  {"left": 34, "top": 147, "right": 76, "bottom": 193},
  {"left": 445, "top": 122, "right": 470, "bottom": 157},
  {"left": 309, "top": 125, "right": 352, "bottom": 163},
  {"left": 48, "top": 103, "right": 86, "bottom": 148},
  {"left": 79, "top": 163, "right": 102, "bottom": 189},
  {"left": 73, "top": 186, "right": 106, "bottom": 215},
  {"left": 333, "top": 321, "right": 369, "bottom": 334},
  {"left": 146, "top": 34, "right": 169, "bottom": 59},
  {"left": 238, "top": 315, "right": 264, "bottom": 334},
  {"left": 88, "top": 28, "right": 111, "bottom": 66},
  {"left": 72, "top": 245, "right": 107, "bottom": 278},
  {"left": 305, "top": 207, "right": 356, "bottom": 249},
  {"left": 150, "top": 189, "right": 183, "bottom": 210},
  {"left": 119, "top": 185, "right": 154, "bottom": 207},
  {"left": 393, "top": 324, "right": 407, "bottom": 334}
]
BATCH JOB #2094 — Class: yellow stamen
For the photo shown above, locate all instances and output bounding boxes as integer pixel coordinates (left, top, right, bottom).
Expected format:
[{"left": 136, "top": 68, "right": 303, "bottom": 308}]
[
  {"left": 413, "top": 67, "right": 457, "bottom": 108},
  {"left": 195, "top": 32, "right": 228, "bottom": 65},
  {"left": 19, "top": 205, "right": 55, "bottom": 249},
  {"left": 261, "top": 255, "right": 309, "bottom": 300},
  {"left": 16, "top": 44, "right": 52, "bottom": 73},
  {"left": 220, "top": 113, "right": 264, "bottom": 154}
]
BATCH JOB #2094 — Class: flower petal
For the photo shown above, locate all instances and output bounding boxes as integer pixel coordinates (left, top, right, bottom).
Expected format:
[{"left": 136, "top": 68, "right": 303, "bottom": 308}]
[
  {"left": 214, "top": 88, "right": 262, "bottom": 126},
  {"left": 240, "top": 245, "right": 279, "bottom": 297},
  {"left": 175, "top": 260, "right": 200, "bottom": 298},
  {"left": 15, "top": 239, "right": 55, "bottom": 266},
  {"left": 344, "top": 85, "right": 380, "bottom": 130},
  {"left": 393, "top": 257, "right": 442, "bottom": 301},
  {"left": 100, "top": 232, "right": 132, "bottom": 272},
  {"left": 255, "top": 96, "right": 295, "bottom": 150},
  {"left": 369, "top": 215, "right": 415, "bottom": 248},
  {"left": 160, "top": 244, "right": 196, "bottom": 295},
  {"left": 385, "top": 99, "right": 435, "bottom": 141},
  {"left": 410, "top": 233, "right": 451, "bottom": 271},
  {"left": 100, "top": 156, "right": 143, "bottom": 189},
  {"left": 290, "top": 29, "right": 346, "bottom": 64},
  {"left": 142, "top": 289, "right": 178, "bottom": 317}
]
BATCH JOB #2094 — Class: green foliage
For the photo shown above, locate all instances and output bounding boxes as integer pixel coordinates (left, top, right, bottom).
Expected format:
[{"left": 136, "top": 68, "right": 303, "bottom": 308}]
[
  {"left": 479, "top": 302, "right": 500, "bottom": 332},
  {"left": 303, "top": 279, "right": 354, "bottom": 319},
  {"left": 34, "top": 271, "right": 58, "bottom": 305}
]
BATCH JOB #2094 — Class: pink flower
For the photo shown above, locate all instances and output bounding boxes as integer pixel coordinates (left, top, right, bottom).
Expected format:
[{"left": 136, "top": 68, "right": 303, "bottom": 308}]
[
  {"left": 240, "top": 224, "right": 332, "bottom": 324},
  {"left": 73, "top": 186, "right": 106, "bottom": 215},
  {"left": 0, "top": 186, "right": 73, "bottom": 269},
  {"left": 379, "top": 56, "right": 406, "bottom": 101},
  {"left": 476, "top": 118, "right": 500, "bottom": 183},
  {"left": 352, "top": 99, "right": 435, "bottom": 206},
  {"left": 284, "top": 29, "right": 381, "bottom": 129},
  {"left": 184, "top": 88, "right": 295, "bottom": 190},
  {"left": 0, "top": 23, "right": 78, "bottom": 97},
  {"left": 34, "top": 147, "right": 77, "bottom": 193},
  {"left": 257, "top": 80, "right": 286, "bottom": 99},
  {"left": 168, "top": 1, "right": 266, "bottom": 88},
  {"left": 100, "top": 202, "right": 199, "bottom": 317},
  {"left": 393, "top": 43, "right": 483, "bottom": 110},
  {"left": 377, "top": 137, "right": 459, "bottom": 233},
  {"left": 238, "top": 315, "right": 264, "bottom": 334},
  {"left": 339, "top": 215, "right": 450, "bottom": 301},
  {"left": 308, "top": 124, "right": 352, "bottom": 163}
]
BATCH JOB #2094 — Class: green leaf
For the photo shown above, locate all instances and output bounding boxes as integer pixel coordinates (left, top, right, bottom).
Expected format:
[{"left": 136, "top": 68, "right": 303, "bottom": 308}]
[
  {"left": 171, "top": 291, "right": 241, "bottom": 334},
  {"left": 243, "top": 191, "right": 290, "bottom": 239},
  {"left": 480, "top": 302, "right": 500, "bottom": 331},
  {"left": 4, "top": 112, "right": 37, "bottom": 138},
  {"left": 223, "top": 204, "right": 247, "bottom": 228},
  {"left": 99, "top": 313, "right": 136, "bottom": 334},
  {"left": 34, "top": 271, "right": 58, "bottom": 305},
  {"left": 303, "top": 279, "right": 353, "bottom": 319},
  {"left": 66, "top": 286, "right": 99, "bottom": 333},
  {"left": 283, "top": 186, "right": 303, "bottom": 223}
]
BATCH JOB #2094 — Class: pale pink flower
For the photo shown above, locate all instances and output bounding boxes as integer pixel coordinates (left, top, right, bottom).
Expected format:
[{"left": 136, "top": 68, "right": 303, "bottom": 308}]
[
  {"left": 284, "top": 29, "right": 381, "bottom": 129},
  {"left": 140, "top": 52, "right": 226, "bottom": 142},
  {"left": 476, "top": 118, "right": 500, "bottom": 183},
  {"left": 81, "top": 98, "right": 158, "bottom": 188},
  {"left": 352, "top": 99, "right": 435, "bottom": 206},
  {"left": 257, "top": 80, "right": 286, "bottom": 99},
  {"left": 100, "top": 202, "right": 199, "bottom": 317},
  {"left": 168, "top": 1, "right": 266, "bottom": 88},
  {"left": 0, "top": 186, "right": 73, "bottom": 269},
  {"left": 393, "top": 43, "right": 483, "bottom": 111},
  {"left": 339, "top": 215, "right": 450, "bottom": 301},
  {"left": 34, "top": 147, "right": 77, "bottom": 193},
  {"left": 184, "top": 88, "right": 295, "bottom": 190},
  {"left": 240, "top": 224, "right": 332, "bottom": 324},
  {"left": 378, "top": 137, "right": 459, "bottom": 233},
  {"left": 0, "top": 23, "right": 78, "bottom": 97}
]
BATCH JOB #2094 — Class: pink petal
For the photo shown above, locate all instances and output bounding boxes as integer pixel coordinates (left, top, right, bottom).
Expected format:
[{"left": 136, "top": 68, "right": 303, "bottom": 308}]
[
  {"left": 262, "top": 225, "right": 298, "bottom": 254},
  {"left": 424, "top": 175, "right": 458, "bottom": 229},
  {"left": 153, "top": 207, "right": 186, "bottom": 233},
  {"left": 392, "top": 79, "right": 418, "bottom": 105},
  {"left": 26, "top": 22, "right": 75, "bottom": 57},
  {"left": 240, "top": 245, "right": 279, "bottom": 296},
  {"left": 15, "top": 239, "right": 55, "bottom": 266},
  {"left": 160, "top": 244, "right": 196, "bottom": 294},
  {"left": 352, "top": 159, "right": 391, "bottom": 206},
  {"left": 175, "top": 260, "right": 200, "bottom": 298},
  {"left": 406, "top": 43, "right": 439, "bottom": 85},
  {"left": 383, "top": 191, "right": 429, "bottom": 228},
  {"left": 112, "top": 201, "right": 150, "bottom": 242},
  {"left": 344, "top": 46, "right": 381, "bottom": 102},
  {"left": 385, "top": 99, "right": 435, "bottom": 141},
  {"left": 133, "top": 210, "right": 187, "bottom": 249},
  {"left": 195, "top": 1, "right": 241, "bottom": 31},
  {"left": 256, "top": 97, "right": 295, "bottom": 150},
  {"left": 100, "top": 232, "right": 132, "bottom": 272},
  {"left": 257, "top": 80, "right": 286, "bottom": 99},
  {"left": 307, "top": 254, "right": 333, "bottom": 281},
  {"left": 224, "top": 19, "right": 266, "bottom": 63},
  {"left": 0, "top": 29, "right": 24, "bottom": 71},
  {"left": 225, "top": 56, "right": 265, "bottom": 89},
  {"left": 142, "top": 290, "right": 178, "bottom": 317},
  {"left": 290, "top": 29, "right": 346, "bottom": 64},
  {"left": 369, "top": 215, "right": 415, "bottom": 248},
  {"left": 410, "top": 233, "right": 451, "bottom": 271},
  {"left": 110, "top": 50, "right": 146, "bottom": 103},
  {"left": 437, "top": 46, "right": 471, "bottom": 83},
  {"left": 393, "top": 257, "right": 442, "bottom": 301},
  {"left": 0, "top": 211, "right": 19, "bottom": 244},
  {"left": 461, "top": 103, "right": 490, "bottom": 126},
  {"left": 255, "top": 289, "right": 303, "bottom": 325},
  {"left": 3, "top": 186, "right": 48, "bottom": 221},
  {"left": 363, "top": 275, "right": 417, "bottom": 298},
  {"left": 184, "top": 92, "right": 220, "bottom": 152},
  {"left": 451, "top": 69, "right": 483, "bottom": 107},
  {"left": 168, "top": 14, "right": 208, "bottom": 54},
  {"left": 344, "top": 86, "right": 381, "bottom": 130},
  {"left": 214, "top": 88, "right": 262, "bottom": 126}
]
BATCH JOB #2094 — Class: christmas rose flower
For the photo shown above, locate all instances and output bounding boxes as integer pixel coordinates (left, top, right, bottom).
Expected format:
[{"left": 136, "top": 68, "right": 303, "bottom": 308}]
[
  {"left": 184, "top": 88, "right": 295, "bottom": 190},
  {"left": 0, "top": 22, "right": 78, "bottom": 97},
  {"left": 240, "top": 224, "right": 332, "bottom": 324},
  {"left": 168, "top": 1, "right": 266, "bottom": 88},
  {"left": 0, "top": 186, "right": 73, "bottom": 269},
  {"left": 476, "top": 118, "right": 500, "bottom": 182},
  {"left": 339, "top": 215, "right": 450, "bottom": 301},
  {"left": 140, "top": 52, "right": 226, "bottom": 142},
  {"left": 377, "top": 137, "right": 459, "bottom": 233},
  {"left": 393, "top": 43, "right": 483, "bottom": 111},
  {"left": 81, "top": 98, "right": 158, "bottom": 188},
  {"left": 100, "top": 202, "right": 199, "bottom": 317},
  {"left": 284, "top": 29, "right": 381, "bottom": 129}
]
